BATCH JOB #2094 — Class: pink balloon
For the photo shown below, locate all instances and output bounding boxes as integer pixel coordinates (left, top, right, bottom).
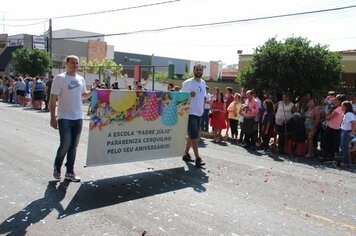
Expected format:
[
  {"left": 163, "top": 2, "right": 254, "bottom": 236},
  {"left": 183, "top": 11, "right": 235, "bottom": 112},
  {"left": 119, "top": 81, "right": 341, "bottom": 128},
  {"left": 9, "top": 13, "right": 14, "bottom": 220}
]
[{"left": 97, "top": 89, "right": 111, "bottom": 104}]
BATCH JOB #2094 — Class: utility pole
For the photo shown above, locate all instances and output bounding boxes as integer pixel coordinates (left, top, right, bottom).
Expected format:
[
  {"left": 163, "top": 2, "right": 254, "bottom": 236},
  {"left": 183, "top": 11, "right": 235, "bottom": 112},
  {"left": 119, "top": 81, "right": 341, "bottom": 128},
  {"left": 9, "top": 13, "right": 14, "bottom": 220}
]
[{"left": 48, "top": 18, "right": 52, "bottom": 76}]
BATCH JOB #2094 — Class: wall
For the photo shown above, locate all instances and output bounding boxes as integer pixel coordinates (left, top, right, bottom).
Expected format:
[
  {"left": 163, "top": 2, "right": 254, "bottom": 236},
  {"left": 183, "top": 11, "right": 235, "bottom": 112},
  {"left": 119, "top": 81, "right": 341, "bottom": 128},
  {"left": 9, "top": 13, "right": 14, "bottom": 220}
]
[{"left": 52, "top": 39, "right": 88, "bottom": 65}]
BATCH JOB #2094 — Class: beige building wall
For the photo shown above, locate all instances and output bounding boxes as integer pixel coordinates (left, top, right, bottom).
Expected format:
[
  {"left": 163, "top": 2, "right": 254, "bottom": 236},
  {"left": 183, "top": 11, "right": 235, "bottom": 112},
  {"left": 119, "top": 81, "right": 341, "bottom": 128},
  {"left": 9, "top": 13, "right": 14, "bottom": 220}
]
[
  {"left": 341, "top": 54, "right": 356, "bottom": 73},
  {"left": 88, "top": 40, "right": 107, "bottom": 62}
]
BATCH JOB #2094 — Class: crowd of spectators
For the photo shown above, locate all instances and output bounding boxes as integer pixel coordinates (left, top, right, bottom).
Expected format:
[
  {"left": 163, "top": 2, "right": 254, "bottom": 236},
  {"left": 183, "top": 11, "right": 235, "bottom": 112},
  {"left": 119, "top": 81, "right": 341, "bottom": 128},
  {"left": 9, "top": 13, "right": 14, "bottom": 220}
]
[
  {"left": 0, "top": 75, "right": 52, "bottom": 111},
  {"left": 202, "top": 86, "right": 356, "bottom": 170},
  {"left": 1, "top": 74, "right": 355, "bottom": 169}
]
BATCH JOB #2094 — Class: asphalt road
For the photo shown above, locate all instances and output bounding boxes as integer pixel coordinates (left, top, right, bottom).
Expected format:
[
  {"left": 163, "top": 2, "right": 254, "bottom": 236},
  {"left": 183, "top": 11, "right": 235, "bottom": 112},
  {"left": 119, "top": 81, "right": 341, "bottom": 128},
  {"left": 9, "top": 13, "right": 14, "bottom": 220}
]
[{"left": 0, "top": 101, "right": 355, "bottom": 236}]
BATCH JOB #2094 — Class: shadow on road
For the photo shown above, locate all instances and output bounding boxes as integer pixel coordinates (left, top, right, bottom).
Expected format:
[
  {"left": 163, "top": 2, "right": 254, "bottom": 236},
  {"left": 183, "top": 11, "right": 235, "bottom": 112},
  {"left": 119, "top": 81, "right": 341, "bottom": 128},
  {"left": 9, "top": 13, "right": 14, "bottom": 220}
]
[
  {"left": 0, "top": 181, "right": 70, "bottom": 236},
  {"left": 62, "top": 164, "right": 209, "bottom": 218}
]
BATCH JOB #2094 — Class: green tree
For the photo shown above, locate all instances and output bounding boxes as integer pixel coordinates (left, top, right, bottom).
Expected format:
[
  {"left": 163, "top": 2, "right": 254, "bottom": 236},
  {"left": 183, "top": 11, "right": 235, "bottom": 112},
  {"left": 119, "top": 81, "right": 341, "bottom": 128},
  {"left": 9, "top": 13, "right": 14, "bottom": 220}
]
[
  {"left": 12, "top": 48, "right": 51, "bottom": 76},
  {"left": 237, "top": 37, "right": 343, "bottom": 96},
  {"left": 148, "top": 71, "right": 167, "bottom": 82},
  {"left": 82, "top": 59, "right": 125, "bottom": 83}
]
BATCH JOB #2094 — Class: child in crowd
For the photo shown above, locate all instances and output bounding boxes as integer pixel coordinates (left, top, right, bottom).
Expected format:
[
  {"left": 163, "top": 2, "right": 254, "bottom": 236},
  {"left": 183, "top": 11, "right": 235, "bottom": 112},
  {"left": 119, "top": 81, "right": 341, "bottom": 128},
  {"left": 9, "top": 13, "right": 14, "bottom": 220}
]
[
  {"left": 324, "top": 91, "right": 336, "bottom": 114},
  {"left": 260, "top": 99, "right": 275, "bottom": 150},
  {"left": 286, "top": 112, "right": 305, "bottom": 156}
]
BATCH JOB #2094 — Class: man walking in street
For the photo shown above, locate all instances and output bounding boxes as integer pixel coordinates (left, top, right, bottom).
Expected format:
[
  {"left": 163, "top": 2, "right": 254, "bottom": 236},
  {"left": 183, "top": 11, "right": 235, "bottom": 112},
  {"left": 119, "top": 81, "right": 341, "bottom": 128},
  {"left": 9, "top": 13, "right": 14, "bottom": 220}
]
[
  {"left": 49, "top": 55, "right": 92, "bottom": 182},
  {"left": 181, "top": 64, "right": 207, "bottom": 168}
]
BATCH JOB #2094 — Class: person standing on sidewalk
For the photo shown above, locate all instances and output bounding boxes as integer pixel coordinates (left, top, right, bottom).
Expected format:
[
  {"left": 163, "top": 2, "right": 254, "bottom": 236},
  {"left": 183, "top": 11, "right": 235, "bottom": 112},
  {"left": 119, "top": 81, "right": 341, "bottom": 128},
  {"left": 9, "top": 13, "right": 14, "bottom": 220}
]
[
  {"left": 224, "top": 87, "right": 234, "bottom": 138},
  {"left": 49, "top": 55, "right": 93, "bottom": 182},
  {"left": 43, "top": 75, "right": 53, "bottom": 111},
  {"left": 201, "top": 86, "right": 212, "bottom": 133},
  {"left": 240, "top": 90, "right": 259, "bottom": 149},
  {"left": 181, "top": 64, "right": 207, "bottom": 168}
]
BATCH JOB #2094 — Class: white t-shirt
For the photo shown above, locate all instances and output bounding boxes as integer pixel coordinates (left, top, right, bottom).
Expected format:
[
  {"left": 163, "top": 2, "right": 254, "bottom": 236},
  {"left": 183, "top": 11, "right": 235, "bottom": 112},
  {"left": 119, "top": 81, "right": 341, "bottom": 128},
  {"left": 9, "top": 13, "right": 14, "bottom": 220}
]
[
  {"left": 341, "top": 112, "right": 356, "bottom": 131},
  {"left": 181, "top": 77, "right": 206, "bottom": 116},
  {"left": 275, "top": 101, "right": 294, "bottom": 125},
  {"left": 51, "top": 72, "right": 86, "bottom": 120}
]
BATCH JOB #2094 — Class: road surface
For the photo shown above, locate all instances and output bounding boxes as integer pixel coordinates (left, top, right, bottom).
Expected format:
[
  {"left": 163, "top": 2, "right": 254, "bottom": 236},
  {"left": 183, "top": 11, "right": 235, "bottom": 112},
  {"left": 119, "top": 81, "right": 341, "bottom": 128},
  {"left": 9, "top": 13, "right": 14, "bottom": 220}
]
[{"left": 0, "top": 102, "right": 355, "bottom": 236}]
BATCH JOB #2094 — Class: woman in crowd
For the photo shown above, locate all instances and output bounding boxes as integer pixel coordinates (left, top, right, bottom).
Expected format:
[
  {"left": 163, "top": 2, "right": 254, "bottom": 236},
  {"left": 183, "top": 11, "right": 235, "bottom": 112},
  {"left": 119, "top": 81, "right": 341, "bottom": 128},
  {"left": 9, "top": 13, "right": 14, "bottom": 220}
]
[
  {"left": 322, "top": 94, "right": 345, "bottom": 161},
  {"left": 16, "top": 77, "right": 26, "bottom": 106},
  {"left": 32, "top": 76, "right": 45, "bottom": 110},
  {"left": 210, "top": 92, "right": 226, "bottom": 143},
  {"left": 260, "top": 99, "right": 275, "bottom": 150},
  {"left": 275, "top": 93, "right": 297, "bottom": 155},
  {"left": 304, "top": 99, "right": 320, "bottom": 158},
  {"left": 286, "top": 112, "right": 305, "bottom": 156},
  {"left": 227, "top": 93, "right": 242, "bottom": 142},
  {"left": 339, "top": 101, "right": 356, "bottom": 169}
]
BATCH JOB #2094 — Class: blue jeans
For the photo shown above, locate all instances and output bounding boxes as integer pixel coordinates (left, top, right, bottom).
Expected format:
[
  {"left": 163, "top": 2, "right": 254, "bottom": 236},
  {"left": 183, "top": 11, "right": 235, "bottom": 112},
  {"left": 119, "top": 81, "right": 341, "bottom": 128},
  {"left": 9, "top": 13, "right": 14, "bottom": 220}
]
[
  {"left": 341, "top": 129, "right": 351, "bottom": 164},
  {"left": 54, "top": 119, "right": 83, "bottom": 174}
]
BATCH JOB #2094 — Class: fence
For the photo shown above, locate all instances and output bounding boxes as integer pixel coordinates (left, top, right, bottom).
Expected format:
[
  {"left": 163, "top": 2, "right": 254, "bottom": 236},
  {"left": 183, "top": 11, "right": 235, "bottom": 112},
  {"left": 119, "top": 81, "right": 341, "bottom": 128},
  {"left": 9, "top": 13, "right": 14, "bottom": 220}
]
[{"left": 312, "top": 85, "right": 355, "bottom": 103}]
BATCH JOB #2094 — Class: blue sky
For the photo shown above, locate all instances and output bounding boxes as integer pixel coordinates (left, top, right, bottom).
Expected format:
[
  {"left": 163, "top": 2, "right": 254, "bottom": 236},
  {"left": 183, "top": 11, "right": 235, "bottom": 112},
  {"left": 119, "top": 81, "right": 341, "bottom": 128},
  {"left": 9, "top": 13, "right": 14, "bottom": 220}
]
[{"left": 1, "top": 0, "right": 356, "bottom": 65}]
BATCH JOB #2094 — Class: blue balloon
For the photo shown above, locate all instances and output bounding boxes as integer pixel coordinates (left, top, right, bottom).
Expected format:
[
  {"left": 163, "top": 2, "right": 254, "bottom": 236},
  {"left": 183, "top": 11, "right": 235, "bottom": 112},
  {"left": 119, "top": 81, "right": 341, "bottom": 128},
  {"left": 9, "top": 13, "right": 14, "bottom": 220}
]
[
  {"left": 91, "top": 91, "right": 98, "bottom": 108},
  {"left": 170, "top": 92, "right": 190, "bottom": 102}
]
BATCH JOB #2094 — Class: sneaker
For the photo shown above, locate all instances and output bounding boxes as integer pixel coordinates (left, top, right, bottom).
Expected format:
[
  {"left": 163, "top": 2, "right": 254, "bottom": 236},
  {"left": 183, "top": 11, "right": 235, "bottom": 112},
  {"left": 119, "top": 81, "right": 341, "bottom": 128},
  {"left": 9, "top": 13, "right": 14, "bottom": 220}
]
[
  {"left": 195, "top": 157, "right": 206, "bottom": 168},
  {"left": 53, "top": 166, "right": 61, "bottom": 180},
  {"left": 65, "top": 173, "right": 81, "bottom": 182},
  {"left": 182, "top": 153, "right": 194, "bottom": 162}
]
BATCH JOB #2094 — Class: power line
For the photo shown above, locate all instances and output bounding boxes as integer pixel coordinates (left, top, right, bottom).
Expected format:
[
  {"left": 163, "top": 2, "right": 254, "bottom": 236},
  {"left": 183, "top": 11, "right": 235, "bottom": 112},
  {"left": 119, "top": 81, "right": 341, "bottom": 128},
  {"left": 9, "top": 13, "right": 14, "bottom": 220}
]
[
  {"left": 52, "top": 4, "right": 356, "bottom": 40},
  {"left": 1, "top": 0, "right": 181, "bottom": 22},
  {"left": 1, "top": 20, "right": 48, "bottom": 27}
]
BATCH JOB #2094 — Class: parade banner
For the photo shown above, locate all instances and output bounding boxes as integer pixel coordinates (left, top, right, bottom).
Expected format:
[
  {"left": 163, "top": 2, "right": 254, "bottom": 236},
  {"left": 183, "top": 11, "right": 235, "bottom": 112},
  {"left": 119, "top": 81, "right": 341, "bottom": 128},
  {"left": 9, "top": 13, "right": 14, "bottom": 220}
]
[{"left": 86, "top": 89, "right": 191, "bottom": 167}]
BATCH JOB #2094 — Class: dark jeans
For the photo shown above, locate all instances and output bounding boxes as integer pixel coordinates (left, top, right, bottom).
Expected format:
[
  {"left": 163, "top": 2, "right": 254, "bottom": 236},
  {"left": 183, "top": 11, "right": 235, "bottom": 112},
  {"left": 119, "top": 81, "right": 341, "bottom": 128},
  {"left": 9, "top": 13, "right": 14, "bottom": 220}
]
[
  {"left": 229, "top": 119, "right": 239, "bottom": 138},
  {"left": 261, "top": 135, "right": 271, "bottom": 149},
  {"left": 276, "top": 124, "right": 287, "bottom": 153},
  {"left": 188, "top": 115, "right": 201, "bottom": 140},
  {"left": 44, "top": 93, "right": 50, "bottom": 109},
  {"left": 322, "top": 126, "right": 340, "bottom": 158},
  {"left": 201, "top": 109, "right": 210, "bottom": 132},
  {"left": 242, "top": 118, "right": 256, "bottom": 147},
  {"left": 54, "top": 119, "right": 83, "bottom": 174}
]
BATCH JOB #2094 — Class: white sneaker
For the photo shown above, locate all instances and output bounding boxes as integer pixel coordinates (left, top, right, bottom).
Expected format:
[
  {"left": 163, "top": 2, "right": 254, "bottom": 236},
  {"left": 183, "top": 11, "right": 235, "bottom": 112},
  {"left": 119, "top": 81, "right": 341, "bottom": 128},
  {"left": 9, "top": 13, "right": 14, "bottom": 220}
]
[{"left": 65, "top": 173, "right": 81, "bottom": 182}]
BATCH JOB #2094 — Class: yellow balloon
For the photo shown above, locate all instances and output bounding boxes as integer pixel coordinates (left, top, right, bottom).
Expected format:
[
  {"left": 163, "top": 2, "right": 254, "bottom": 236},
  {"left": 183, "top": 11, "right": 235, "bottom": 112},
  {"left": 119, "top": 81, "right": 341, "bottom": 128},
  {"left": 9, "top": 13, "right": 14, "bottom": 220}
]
[{"left": 109, "top": 91, "right": 137, "bottom": 112}]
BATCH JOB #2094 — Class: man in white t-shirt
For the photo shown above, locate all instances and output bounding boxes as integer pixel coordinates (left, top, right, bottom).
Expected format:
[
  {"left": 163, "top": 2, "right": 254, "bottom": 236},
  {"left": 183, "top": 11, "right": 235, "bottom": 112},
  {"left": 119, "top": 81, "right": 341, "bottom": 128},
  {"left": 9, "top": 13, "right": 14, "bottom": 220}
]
[
  {"left": 49, "top": 55, "right": 93, "bottom": 182},
  {"left": 181, "top": 64, "right": 207, "bottom": 168}
]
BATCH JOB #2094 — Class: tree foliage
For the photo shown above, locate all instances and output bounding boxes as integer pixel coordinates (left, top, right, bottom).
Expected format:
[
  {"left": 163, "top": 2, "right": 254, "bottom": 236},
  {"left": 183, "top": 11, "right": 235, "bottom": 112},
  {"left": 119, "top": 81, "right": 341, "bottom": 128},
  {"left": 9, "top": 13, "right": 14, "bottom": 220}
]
[
  {"left": 82, "top": 59, "right": 126, "bottom": 79},
  {"left": 12, "top": 48, "right": 51, "bottom": 77},
  {"left": 148, "top": 71, "right": 178, "bottom": 82},
  {"left": 237, "top": 37, "right": 343, "bottom": 96}
]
